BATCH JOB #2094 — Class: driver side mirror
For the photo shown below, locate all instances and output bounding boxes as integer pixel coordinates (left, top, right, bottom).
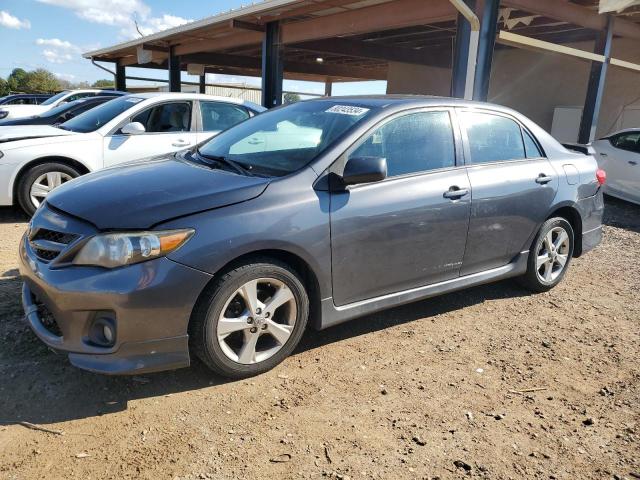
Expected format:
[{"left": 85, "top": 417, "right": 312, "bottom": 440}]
[
  {"left": 121, "top": 122, "right": 146, "bottom": 135},
  {"left": 341, "top": 156, "right": 387, "bottom": 186}
]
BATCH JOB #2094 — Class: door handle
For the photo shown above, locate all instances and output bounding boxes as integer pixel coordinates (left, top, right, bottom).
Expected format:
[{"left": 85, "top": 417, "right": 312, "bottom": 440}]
[
  {"left": 629, "top": 160, "right": 638, "bottom": 166},
  {"left": 535, "top": 174, "right": 553, "bottom": 185},
  {"left": 172, "top": 140, "right": 190, "bottom": 147},
  {"left": 599, "top": 152, "right": 608, "bottom": 157},
  {"left": 443, "top": 186, "right": 469, "bottom": 199}
]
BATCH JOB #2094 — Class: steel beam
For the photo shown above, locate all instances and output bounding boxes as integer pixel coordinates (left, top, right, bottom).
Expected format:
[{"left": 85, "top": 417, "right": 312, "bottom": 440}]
[
  {"left": 115, "top": 62, "right": 126, "bottom": 91},
  {"left": 473, "top": 0, "right": 500, "bottom": 101},
  {"left": 450, "top": 0, "right": 478, "bottom": 98},
  {"left": 168, "top": 46, "right": 181, "bottom": 92},
  {"left": 578, "top": 15, "right": 614, "bottom": 145},
  {"left": 199, "top": 75, "right": 206, "bottom": 94},
  {"left": 262, "top": 21, "right": 284, "bottom": 108}
]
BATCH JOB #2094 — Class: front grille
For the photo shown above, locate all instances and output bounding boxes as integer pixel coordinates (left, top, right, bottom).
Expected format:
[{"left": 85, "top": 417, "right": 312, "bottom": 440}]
[
  {"left": 32, "top": 229, "right": 79, "bottom": 245},
  {"left": 29, "top": 227, "right": 80, "bottom": 263},
  {"left": 35, "top": 299, "right": 62, "bottom": 337}
]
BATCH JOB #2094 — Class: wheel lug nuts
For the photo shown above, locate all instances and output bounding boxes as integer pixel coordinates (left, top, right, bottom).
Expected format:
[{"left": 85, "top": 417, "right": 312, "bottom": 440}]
[
  {"left": 250, "top": 327, "right": 257, "bottom": 333},
  {"left": 265, "top": 312, "right": 270, "bottom": 318},
  {"left": 261, "top": 324, "right": 268, "bottom": 330},
  {"left": 247, "top": 317, "right": 253, "bottom": 324},
  {"left": 256, "top": 308, "right": 262, "bottom": 314}
]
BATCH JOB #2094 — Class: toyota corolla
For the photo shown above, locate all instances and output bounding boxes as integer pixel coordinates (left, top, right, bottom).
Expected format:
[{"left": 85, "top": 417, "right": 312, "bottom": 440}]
[{"left": 19, "top": 96, "right": 605, "bottom": 378}]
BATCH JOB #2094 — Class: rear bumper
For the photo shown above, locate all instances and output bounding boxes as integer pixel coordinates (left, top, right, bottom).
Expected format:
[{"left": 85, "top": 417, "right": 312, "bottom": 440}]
[
  {"left": 581, "top": 225, "right": 603, "bottom": 255},
  {"left": 19, "top": 234, "right": 212, "bottom": 375},
  {"left": 577, "top": 190, "right": 604, "bottom": 255}
]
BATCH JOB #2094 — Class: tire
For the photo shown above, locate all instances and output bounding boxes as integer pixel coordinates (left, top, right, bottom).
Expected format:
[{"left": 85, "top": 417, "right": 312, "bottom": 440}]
[
  {"left": 518, "top": 217, "right": 574, "bottom": 293},
  {"left": 190, "top": 257, "right": 310, "bottom": 379},
  {"left": 17, "top": 162, "right": 81, "bottom": 217}
]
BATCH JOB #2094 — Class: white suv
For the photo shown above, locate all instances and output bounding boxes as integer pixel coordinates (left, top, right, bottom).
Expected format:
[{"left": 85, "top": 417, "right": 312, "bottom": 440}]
[{"left": 0, "top": 92, "right": 264, "bottom": 215}]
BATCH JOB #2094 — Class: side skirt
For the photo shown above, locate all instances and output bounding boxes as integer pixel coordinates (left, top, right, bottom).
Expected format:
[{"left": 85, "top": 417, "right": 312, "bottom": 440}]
[{"left": 318, "top": 251, "right": 529, "bottom": 330}]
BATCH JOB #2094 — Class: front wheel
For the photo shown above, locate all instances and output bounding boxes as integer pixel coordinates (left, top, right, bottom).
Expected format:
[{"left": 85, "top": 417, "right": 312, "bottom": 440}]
[
  {"left": 17, "top": 163, "right": 80, "bottom": 216},
  {"left": 190, "top": 258, "right": 309, "bottom": 378},
  {"left": 518, "top": 217, "right": 574, "bottom": 293}
]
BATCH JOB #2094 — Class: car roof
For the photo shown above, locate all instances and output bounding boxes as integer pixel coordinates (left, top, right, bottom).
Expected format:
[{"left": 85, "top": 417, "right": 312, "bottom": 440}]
[
  {"left": 306, "top": 94, "right": 519, "bottom": 111},
  {"left": 601, "top": 127, "right": 640, "bottom": 138},
  {"left": 127, "top": 91, "right": 260, "bottom": 106}
]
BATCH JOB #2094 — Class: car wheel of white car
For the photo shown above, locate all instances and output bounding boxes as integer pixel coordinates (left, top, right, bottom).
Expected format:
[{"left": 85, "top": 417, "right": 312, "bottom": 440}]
[{"left": 17, "top": 163, "right": 81, "bottom": 217}]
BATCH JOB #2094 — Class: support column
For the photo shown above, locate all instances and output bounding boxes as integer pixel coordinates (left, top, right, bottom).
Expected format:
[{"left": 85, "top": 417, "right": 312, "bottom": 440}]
[
  {"left": 325, "top": 78, "right": 333, "bottom": 97},
  {"left": 199, "top": 74, "right": 206, "bottom": 94},
  {"left": 261, "top": 21, "right": 284, "bottom": 108},
  {"left": 473, "top": 0, "right": 500, "bottom": 101},
  {"left": 168, "top": 46, "right": 181, "bottom": 92},
  {"left": 578, "top": 15, "right": 614, "bottom": 144},
  {"left": 115, "top": 62, "right": 126, "bottom": 91},
  {"left": 451, "top": 0, "right": 477, "bottom": 99}
]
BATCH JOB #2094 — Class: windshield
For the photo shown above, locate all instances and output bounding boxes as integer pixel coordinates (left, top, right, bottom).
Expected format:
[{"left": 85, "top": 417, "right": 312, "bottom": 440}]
[
  {"left": 60, "top": 96, "right": 143, "bottom": 133},
  {"left": 41, "top": 99, "right": 82, "bottom": 118},
  {"left": 41, "top": 91, "right": 69, "bottom": 106},
  {"left": 198, "top": 100, "right": 376, "bottom": 177}
]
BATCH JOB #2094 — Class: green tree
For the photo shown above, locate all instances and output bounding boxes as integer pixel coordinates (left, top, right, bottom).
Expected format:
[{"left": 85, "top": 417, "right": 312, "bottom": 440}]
[
  {"left": 7, "top": 68, "right": 28, "bottom": 92},
  {"left": 92, "top": 79, "right": 115, "bottom": 88},
  {"left": 283, "top": 92, "right": 301, "bottom": 104},
  {"left": 0, "top": 78, "right": 9, "bottom": 96},
  {"left": 22, "top": 69, "right": 61, "bottom": 93}
]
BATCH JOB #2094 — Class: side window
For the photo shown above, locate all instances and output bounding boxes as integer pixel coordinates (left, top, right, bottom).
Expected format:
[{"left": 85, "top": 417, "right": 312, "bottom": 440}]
[
  {"left": 523, "top": 129, "right": 543, "bottom": 158},
  {"left": 65, "top": 92, "right": 96, "bottom": 102},
  {"left": 611, "top": 132, "right": 640, "bottom": 152},
  {"left": 200, "top": 102, "right": 250, "bottom": 131},
  {"left": 131, "top": 102, "right": 192, "bottom": 133},
  {"left": 349, "top": 111, "right": 455, "bottom": 177},
  {"left": 461, "top": 111, "right": 526, "bottom": 164}
]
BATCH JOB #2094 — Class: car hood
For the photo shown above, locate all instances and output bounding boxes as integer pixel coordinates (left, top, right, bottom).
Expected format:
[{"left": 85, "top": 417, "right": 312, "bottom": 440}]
[
  {"left": 46, "top": 155, "right": 271, "bottom": 229},
  {"left": 0, "top": 125, "right": 76, "bottom": 143},
  {"left": 0, "top": 104, "right": 48, "bottom": 119}
]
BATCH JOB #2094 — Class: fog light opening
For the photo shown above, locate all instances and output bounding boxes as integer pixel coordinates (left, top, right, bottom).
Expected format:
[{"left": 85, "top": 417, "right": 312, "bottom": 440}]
[{"left": 89, "top": 316, "right": 116, "bottom": 347}]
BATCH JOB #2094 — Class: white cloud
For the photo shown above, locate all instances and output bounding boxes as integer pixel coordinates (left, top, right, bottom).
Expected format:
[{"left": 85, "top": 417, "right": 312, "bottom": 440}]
[
  {"left": 54, "top": 72, "right": 76, "bottom": 81},
  {"left": 36, "top": 0, "right": 150, "bottom": 27},
  {"left": 36, "top": 0, "right": 191, "bottom": 40},
  {"left": 0, "top": 10, "right": 31, "bottom": 29},
  {"left": 36, "top": 38, "right": 81, "bottom": 64}
]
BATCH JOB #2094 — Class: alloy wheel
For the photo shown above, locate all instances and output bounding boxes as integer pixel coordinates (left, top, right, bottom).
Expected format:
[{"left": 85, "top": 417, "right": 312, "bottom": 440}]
[
  {"left": 216, "top": 278, "right": 297, "bottom": 365},
  {"left": 29, "top": 171, "right": 74, "bottom": 208},
  {"left": 536, "top": 226, "right": 570, "bottom": 283}
]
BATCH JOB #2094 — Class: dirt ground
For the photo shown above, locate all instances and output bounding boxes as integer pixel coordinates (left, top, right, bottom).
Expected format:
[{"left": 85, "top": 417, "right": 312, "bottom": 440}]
[{"left": 0, "top": 198, "right": 638, "bottom": 480}]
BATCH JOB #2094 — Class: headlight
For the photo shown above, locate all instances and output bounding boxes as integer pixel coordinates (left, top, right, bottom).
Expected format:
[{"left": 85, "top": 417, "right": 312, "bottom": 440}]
[{"left": 72, "top": 229, "right": 194, "bottom": 268}]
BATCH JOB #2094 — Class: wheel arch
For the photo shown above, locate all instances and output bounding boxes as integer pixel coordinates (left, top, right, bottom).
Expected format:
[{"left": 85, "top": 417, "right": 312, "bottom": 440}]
[
  {"left": 189, "top": 248, "right": 323, "bottom": 332},
  {"left": 12, "top": 156, "right": 91, "bottom": 203},
  {"left": 547, "top": 204, "right": 583, "bottom": 257}
]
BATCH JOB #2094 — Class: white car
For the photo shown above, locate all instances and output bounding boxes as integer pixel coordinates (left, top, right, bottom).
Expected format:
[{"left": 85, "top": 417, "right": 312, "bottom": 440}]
[
  {"left": 0, "top": 89, "right": 110, "bottom": 120},
  {"left": 0, "top": 92, "right": 264, "bottom": 215},
  {"left": 592, "top": 128, "right": 640, "bottom": 205}
]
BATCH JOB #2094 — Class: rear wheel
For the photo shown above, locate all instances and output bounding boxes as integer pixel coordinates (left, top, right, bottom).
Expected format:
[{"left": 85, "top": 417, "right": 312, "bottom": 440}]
[
  {"left": 190, "top": 258, "right": 309, "bottom": 378},
  {"left": 519, "top": 217, "right": 574, "bottom": 292},
  {"left": 17, "top": 162, "right": 80, "bottom": 216}
]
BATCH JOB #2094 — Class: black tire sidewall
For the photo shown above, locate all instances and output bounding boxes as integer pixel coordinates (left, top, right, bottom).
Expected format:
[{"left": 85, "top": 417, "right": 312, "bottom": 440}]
[
  {"left": 527, "top": 217, "right": 574, "bottom": 290},
  {"left": 195, "top": 261, "right": 309, "bottom": 378},
  {"left": 17, "top": 162, "right": 81, "bottom": 216}
]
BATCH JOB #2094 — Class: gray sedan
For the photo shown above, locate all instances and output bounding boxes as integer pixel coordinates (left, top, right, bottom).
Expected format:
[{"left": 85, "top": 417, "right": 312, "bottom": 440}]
[{"left": 19, "top": 96, "right": 605, "bottom": 378}]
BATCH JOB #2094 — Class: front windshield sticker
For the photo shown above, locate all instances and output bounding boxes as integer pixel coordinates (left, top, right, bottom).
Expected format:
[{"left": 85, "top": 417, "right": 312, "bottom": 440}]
[
  {"left": 125, "top": 98, "right": 144, "bottom": 103},
  {"left": 325, "top": 105, "right": 370, "bottom": 116}
]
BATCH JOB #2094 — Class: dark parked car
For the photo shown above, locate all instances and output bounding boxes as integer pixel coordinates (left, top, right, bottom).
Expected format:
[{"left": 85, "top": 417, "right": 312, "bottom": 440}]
[
  {"left": 19, "top": 96, "right": 605, "bottom": 378},
  {"left": 0, "top": 93, "right": 53, "bottom": 105},
  {"left": 0, "top": 95, "right": 122, "bottom": 127}
]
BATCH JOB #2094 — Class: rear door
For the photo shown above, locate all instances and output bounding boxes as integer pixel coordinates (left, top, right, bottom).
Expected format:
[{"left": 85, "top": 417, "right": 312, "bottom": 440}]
[
  {"left": 458, "top": 109, "right": 558, "bottom": 276},
  {"left": 329, "top": 109, "right": 471, "bottom": 306},
  {"left": 197, "top": 101, "right": 251, "bottom": 143},
  {"left": 103, "top": 100, "right": 198, "bottom": 167}
]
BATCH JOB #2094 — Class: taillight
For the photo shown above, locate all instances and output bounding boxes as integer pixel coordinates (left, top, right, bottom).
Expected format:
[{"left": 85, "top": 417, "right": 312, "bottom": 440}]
[{"left": 596, "top": 169, "right": 606, "bottom": 185}]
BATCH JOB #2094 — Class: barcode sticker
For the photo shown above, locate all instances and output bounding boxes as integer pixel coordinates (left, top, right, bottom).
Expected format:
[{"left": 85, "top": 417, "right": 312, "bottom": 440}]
[{"left": 325, "top": 105, "right": 370, "bottom": 116}]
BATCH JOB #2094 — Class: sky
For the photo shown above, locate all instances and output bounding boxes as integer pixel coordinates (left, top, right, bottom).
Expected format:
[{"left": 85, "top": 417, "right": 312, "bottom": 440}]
[{"left": 0, "top": 0, "right": 386, "bottom": 95}]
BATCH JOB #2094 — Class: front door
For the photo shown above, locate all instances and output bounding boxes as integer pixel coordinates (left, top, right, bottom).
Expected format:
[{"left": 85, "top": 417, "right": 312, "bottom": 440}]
[
  {"left": 330, "top": 109, "right": 471, "bottom": 306},
  {"left": 457, "top": 109, "right": 559, "bottom": 276},
  {"left": 103, "top": 101, "right": 198, "bottom": 168}
]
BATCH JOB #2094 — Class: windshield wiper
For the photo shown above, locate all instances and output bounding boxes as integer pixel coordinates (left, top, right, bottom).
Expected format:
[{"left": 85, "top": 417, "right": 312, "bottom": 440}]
[{"left": 196, "top": 148, "right": 255, "bottom": 177}]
